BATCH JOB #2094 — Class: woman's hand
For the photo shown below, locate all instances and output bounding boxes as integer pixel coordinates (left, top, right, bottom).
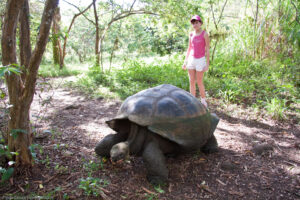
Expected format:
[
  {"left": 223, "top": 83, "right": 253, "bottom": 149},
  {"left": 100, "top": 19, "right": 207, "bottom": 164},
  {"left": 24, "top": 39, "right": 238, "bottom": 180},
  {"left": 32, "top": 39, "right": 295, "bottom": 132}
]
[
  {"left": 182, "top": 64, "right": 187, "bottom": 70},
  {"left": 204, "top": 64, "right": 209, "bottom": 72}
]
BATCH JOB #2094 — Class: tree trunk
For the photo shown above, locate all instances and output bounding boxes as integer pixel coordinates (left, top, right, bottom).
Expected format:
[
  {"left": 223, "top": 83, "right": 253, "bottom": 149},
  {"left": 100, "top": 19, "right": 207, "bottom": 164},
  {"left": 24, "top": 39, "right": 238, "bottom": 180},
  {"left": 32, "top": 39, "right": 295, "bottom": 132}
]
[
  {"left": 277, "top": 0, "right": 282, "bottom": 52},
  {"left": 109, "top": 36, "right": 119, "bottom": 72},
  {"left": 211, "top": 37, "right": 219, "bottom": 63},
  {"left": 2, "top": 0, "right": 59, "bottom": 167},
  {"left": 93, "top": 1, "right": 100, "bottom": 67},
  {"left": 2, "top": 0, "right": 30, "bottom": 166},
  {"left": 253, "top": 0, "right": 259, "bottom": 59},
  {"left": 52, "top": 7, "right": 63, "bottom": 68},
  {"left": 19, "top": 0, "right": 31, "bottom": 81}
]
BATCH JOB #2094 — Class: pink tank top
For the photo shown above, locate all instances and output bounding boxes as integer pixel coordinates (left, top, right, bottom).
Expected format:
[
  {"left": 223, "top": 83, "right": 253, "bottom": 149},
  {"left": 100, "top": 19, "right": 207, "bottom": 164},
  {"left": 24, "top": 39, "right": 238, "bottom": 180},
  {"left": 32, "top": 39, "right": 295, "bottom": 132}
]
[{"left": 190, "top": 31, "right": 206, "bottom": 58}]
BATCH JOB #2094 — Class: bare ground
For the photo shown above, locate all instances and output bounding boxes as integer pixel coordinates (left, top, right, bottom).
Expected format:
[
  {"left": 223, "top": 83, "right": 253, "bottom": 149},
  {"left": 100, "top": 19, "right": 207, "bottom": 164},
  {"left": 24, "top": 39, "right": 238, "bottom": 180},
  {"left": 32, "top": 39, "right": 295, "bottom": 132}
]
[{"left": 1, "top": 78, "right": 300, "bottom": 200}]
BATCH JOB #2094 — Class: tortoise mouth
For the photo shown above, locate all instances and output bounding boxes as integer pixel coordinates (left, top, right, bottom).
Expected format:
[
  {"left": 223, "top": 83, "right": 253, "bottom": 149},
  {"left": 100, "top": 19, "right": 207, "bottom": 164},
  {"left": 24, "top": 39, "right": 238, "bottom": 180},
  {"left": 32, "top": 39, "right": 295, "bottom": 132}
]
[
  {"left": 110, "top": 153, "right": 126, "bottom": 163},
  {"left": 110, "top": 158, "right": 125, "bottom": 165}
]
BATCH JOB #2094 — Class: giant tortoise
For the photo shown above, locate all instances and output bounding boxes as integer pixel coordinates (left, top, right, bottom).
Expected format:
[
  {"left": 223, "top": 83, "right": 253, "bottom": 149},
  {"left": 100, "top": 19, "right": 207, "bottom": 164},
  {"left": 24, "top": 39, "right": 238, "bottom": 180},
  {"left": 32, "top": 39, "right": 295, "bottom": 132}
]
[{"left": 95, "top": 84, "right": 219, "bottom": 184}]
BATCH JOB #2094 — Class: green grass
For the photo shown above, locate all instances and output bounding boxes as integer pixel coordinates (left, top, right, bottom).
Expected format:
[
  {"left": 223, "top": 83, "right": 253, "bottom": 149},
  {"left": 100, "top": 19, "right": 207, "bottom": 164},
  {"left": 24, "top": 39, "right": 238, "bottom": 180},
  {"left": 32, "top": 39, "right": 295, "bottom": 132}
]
[
  {"left": 78, "top": 177, "right": 109, "bottom": 197},
  {"left": 86, "top": 54, "right": 189, "bottom": 99},
  {"left": 38, "top": 64, "right": 84, "bottom": 77}
]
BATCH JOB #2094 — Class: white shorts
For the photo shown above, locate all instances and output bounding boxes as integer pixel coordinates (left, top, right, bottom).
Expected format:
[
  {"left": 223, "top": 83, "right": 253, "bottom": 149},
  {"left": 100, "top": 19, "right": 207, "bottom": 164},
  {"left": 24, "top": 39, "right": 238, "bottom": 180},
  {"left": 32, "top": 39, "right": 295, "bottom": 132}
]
[{"left": 186, "top": 56, "right": 206, "bottom": 71}]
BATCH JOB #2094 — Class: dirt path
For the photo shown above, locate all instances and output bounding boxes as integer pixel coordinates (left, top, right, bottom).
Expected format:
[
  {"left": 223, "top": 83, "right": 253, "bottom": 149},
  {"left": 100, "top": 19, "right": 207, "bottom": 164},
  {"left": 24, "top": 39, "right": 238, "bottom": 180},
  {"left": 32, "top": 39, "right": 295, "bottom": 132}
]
[{"left": 1, "top": 78, "right": 300, "bottom": 199}]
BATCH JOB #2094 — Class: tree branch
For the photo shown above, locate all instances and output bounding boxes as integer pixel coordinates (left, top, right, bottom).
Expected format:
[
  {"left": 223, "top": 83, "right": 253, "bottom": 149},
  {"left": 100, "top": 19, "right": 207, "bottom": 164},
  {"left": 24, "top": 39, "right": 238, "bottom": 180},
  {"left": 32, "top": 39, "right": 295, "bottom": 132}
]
[
  {"left": 62, "top": 0, "right": 96, "bottom": 25},
  {"left": 66, "top": 0, "right": 95, "bottom": 33},
  {"left": 61, "top": 0, "right": 96, "bottom": 64},
  {"left": 290, "top": 0, "right": 300, "bottom": 24},
  {"left": 210, "top": 2, "right": 218, "bottom": 30},
  {"left": 129, "top": 0, "right": 137, "bottom": 12},
  {"left": 217, "top": 0, "right": 228, "bottom": 25}
]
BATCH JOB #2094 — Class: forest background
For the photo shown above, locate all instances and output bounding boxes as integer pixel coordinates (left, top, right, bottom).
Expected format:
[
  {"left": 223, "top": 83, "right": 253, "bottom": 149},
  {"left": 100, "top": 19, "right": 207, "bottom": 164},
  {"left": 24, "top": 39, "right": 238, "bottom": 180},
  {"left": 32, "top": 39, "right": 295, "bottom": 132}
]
[
  {"left": 1, "top": 0, "right": 299, "bottom": 120},
  {"left": 0, "top": 0, "right": 299, "bottom": 198}
]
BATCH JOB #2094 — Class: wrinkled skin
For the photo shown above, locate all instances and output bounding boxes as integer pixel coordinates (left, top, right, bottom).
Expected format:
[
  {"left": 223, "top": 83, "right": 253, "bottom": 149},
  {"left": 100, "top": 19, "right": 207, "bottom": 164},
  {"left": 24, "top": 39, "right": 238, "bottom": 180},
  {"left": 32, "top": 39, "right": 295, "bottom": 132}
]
[{"left": 95, "top": 119, "right": 218, "bottom": 185}]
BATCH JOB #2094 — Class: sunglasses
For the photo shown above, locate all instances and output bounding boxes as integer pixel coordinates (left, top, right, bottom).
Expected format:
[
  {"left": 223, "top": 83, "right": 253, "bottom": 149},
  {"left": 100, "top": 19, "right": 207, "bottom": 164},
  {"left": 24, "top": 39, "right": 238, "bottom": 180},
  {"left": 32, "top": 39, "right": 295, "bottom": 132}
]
[{"left": 191, "top": 20, "right": 202, "bottom": 24}]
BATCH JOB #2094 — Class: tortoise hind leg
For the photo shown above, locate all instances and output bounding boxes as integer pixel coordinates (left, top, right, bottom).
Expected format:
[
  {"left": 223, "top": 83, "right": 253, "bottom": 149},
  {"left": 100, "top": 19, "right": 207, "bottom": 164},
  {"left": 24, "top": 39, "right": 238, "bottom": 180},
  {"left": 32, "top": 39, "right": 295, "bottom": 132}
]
[
  {"left": 95, "top": 133, "right": 127, "bottom": 157},
  {"left": 202, "top": 113, "right": 219, "bottom": 154},
  {"left": 201, "top": 135, "right": 218, "bottom": 154},
  {"left": 142, "top": 141, "right": 168, "bottom": 185}
]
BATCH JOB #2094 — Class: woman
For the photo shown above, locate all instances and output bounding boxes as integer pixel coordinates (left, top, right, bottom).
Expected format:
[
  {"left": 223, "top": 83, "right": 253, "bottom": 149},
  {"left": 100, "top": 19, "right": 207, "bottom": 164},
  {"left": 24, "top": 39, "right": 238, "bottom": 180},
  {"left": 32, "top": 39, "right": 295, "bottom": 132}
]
[{"left": 182, "top": 15, "right": 210, "bottom": 108}]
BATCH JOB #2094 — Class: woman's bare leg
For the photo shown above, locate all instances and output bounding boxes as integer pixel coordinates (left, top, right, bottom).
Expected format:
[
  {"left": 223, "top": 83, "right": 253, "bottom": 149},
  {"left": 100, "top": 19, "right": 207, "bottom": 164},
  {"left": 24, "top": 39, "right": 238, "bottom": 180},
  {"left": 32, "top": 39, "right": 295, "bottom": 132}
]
[
  {"left": 188, "top": 69, "right": 196, "bottom": 96},
  {"left": 196, "top": 71, "right": 205, "bottom": 98},
  {"left": 196, "top": 71, "right": 208, "bottom": 107}
]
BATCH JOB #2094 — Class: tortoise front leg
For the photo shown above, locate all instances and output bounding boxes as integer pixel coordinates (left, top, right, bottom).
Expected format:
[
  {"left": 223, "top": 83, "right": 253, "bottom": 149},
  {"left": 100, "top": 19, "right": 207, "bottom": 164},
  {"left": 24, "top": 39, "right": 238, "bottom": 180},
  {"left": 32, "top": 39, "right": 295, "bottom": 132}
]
[
  {"left": 201, "top": 135, "right": 218, "bottom": 154},
  {"left": 142, "top": 141, "right": 168, "bottom": 185},
  {"left": 95, "top": 133, "right": 127, "bottom": 157}
]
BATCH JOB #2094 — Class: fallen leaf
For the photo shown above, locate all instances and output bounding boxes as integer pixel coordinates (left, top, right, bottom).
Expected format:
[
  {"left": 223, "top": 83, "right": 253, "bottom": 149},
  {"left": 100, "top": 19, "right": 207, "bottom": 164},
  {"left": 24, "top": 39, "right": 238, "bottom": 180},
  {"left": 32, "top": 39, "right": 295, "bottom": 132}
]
[
  {"left": 142, "top": 187, "right": 156, "bottom": 195},
  {"left": 216, "top": 179, "right": 227, "bottom": 186},
  {"left": 197, "top": 183, "right": 214, "bottom": 194},
  {"left": 229, "top": 190, "right": 244, "bottom": 196},
  {"left": 168, "top": 183, "right": 173, "bottom": 193},
  {"left": 101, "top": 187, "right": 111, "bottom": 194},
  {"left": 33, "top": 181, "right": 43, "bottom": 184},
  {"left": 245, "top": 150, "right": 254, "bottom": 155},
  {"left": 18, "top": 185, "right": 25, "bottom": 193},
  {"left": 282, "top": 131, "right": 288, "bottom": 135},
  {"left": 9, "top": 178, "right": 13, "bottom": 185}
]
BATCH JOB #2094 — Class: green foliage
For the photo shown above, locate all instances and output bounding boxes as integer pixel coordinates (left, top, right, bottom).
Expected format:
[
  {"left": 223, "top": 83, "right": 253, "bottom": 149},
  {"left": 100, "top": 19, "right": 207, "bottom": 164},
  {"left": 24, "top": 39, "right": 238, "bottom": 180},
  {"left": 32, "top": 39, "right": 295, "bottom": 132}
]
[
  {"left": 29, "top": 144, "right": 43, "bottom": 162},
  {"left": 38, "top": 64, "right": 81, "bottom": 78},
  {"left": 154, "top": 185, "right": 165, "bottom": 194},
  {"left": 54, "top": 164, "right": 68, "bottom": 174},
  {"left": 76, "top": 50, "right": 298, "bottom": 121},
  {"left": 144, "top": 193, "right": 158, "bottom": 200},
  {"left": 210, "top": 53, "right": 299, "bottom": 107},
  {"left": 265, "top": 98, "right": 287, "bottom": 120},
  {"left": 87, "top": 54, "right": 188, "bottom": 99},
  {"left": 45, "top": 186, "right": 69, "bottom": 199},
  {"left": 0, "top": 167, "right": 14, "bottom": 184},
  {"left": 83, "top": 160, "right": 105, "bottom": 173},
  {"left": 0, "top": 64, "right": 21, "bottom": 77},
  {"left": 143, "top": 185, "right": 165, "bottom": 200},
  {"left": 78, "top": 177, "right": 109, "bottom": 197},
  {"left": 41, "top": 155, "right": 51, "bottom": 167},
  {"left": 10, "top": 129, "right": 27, "bottom": 140},
  {"left": 0, "top": 136, "right": 15, "bottom": 184}
]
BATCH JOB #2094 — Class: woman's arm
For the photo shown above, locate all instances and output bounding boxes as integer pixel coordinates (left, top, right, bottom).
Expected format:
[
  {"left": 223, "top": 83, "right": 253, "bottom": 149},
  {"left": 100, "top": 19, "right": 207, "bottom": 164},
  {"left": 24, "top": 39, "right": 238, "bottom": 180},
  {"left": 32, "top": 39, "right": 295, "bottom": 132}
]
[
  {"left": 182, "top": 34, "right": 192, "bottom": 70},
  {"left": 204, "top": 32, "right": 210, "bottom": 71}
]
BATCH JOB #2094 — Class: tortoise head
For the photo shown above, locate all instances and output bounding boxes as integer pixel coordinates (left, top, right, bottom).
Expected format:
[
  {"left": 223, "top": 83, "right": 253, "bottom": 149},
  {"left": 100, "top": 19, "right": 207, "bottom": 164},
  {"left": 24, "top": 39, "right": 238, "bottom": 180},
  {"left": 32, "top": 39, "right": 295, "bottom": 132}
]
[
  {"left": 110, "top": 141, "right": 129, "bottom": 163},
  {"left": 106, "top": 119, "right": 131, "bottom": 134}
]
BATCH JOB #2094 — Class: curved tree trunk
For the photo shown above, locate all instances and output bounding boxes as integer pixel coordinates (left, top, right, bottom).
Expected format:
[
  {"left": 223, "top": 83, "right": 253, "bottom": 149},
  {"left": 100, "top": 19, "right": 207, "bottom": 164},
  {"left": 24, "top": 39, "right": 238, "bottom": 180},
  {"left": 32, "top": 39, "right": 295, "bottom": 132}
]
[
  {"left": 52, "top": 7, "right": 63, "bottom": 68},
  {"left": 1, "top": 0, "right": 59, "bottom": 167}
]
